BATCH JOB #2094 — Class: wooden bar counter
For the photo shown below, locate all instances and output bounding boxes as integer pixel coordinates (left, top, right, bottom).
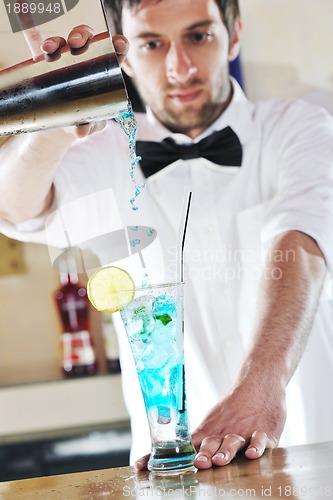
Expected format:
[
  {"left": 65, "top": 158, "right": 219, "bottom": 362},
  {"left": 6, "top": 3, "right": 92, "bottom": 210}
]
[{"left": 0, "top": 441, "right": 332, "bottom": 499}]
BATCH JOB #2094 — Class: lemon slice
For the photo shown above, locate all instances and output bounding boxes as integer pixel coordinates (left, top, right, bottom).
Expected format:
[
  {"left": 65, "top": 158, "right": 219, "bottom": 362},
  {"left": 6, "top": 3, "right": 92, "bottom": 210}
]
[{"left": 87, "top": 266, "right": 135, "bottom": 313}]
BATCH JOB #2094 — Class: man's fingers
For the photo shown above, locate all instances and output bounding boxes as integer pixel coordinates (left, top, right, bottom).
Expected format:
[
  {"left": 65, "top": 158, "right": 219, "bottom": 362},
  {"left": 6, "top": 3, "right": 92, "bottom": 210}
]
[
  {"left": 23, "top": 27, "right": 44, "bottom": 59},
  {"left": 41, "top": 37, "right": 67, "bottom": 55},
  {"left": 41, "top": 25, "right": 95, "bottom": 55},
  {"left": 194, "top": 435, "right": 225, "bottom": 469},
  {"left": 74, "top": 121, "right": 108, "bottom": 138},
  {"left": 16, "top": 1, "right": 43, "bottom": 59},
  {"left": 245, "top": 431, "right": 267, "bottom": 459},
  {"left": 112, "top": 35, "right": 129, "bottom": 63},
  {"left": 212, "top": 434, "right": 246, "bottom": 466},
  {"left": 245, "top": 431, "right": 277, "bottom": 459},
  {"left": 134, "top": 453, "right": 150, "bottom": 471},
  {"left": 67, "top": 25, "right": 95, "bottom": 49},
  {"left": 195, "top": 434, "right": 246, "bottom": 469},
  {"left": 21, "top": 23, "right": 127, "bottom": 63}
]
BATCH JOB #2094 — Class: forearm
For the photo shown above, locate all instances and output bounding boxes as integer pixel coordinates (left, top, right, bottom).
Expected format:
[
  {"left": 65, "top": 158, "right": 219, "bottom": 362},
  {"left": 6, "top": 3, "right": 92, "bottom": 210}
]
[
  {"left": 237, "top": 230, "right": 326, "bottom": 389},
  {"left": 0, "top": 129, "right": 76, "bottom": 224},
  {"left": 191, "top": 233, "right": 327, "bottom": 467}
]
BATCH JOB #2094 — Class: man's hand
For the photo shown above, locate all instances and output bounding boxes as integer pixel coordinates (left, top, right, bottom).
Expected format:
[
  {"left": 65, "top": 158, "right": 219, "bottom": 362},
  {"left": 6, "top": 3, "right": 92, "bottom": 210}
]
[
  {"left": 190, "top": 376, "right": 284, "bottom": 469},
  {"left": 40, "top": 25, "right": 129, "bottom": 138}
]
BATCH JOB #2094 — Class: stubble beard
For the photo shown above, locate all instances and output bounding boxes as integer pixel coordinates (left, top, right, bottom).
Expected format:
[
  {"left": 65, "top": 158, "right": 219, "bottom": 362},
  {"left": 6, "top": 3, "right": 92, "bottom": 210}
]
[
  {"left": 155, "top": 100, "right": 224, "bottom": 135},
  {"left": 139, "top": 75, "right": 232, "bottom": 135}
]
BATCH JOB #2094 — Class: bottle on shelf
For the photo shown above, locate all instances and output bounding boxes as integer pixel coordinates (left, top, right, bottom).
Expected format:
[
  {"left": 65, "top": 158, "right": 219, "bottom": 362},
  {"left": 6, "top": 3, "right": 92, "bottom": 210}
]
[
  {"left": 101, "top": 313, "right": 121, "bottom": 374},
  {"left": 54, "top": 256, "right": 97, "bottom": 377}
]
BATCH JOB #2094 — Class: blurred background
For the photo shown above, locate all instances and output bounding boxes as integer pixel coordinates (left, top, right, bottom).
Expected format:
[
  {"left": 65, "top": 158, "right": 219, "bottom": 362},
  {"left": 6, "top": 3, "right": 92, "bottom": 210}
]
[{"left": 0, "top": 0, "right": 332, "bottom": 482}]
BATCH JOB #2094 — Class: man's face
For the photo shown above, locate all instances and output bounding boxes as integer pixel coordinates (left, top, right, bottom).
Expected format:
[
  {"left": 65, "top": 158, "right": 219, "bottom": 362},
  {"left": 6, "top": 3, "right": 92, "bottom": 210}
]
[{"left": 122, "top": 0, "right": 241, "bottom": 138}]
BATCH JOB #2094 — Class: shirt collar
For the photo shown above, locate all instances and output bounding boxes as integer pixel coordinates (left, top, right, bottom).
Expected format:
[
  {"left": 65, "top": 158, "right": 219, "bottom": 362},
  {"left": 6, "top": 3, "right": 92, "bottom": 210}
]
[{"left": 135, "top": 77, "right": 258, "bottom": 146}]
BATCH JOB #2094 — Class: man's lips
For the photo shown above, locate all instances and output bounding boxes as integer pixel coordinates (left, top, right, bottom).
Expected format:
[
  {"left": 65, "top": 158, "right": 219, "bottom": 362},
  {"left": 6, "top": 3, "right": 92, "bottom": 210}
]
[{"left": 168, "top": 88, "right": 203, "bottom": 103}]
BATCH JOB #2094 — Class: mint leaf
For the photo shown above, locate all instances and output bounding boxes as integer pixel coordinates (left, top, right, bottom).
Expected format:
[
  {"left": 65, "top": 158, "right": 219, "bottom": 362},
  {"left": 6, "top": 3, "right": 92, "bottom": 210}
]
[{"left": 155, "top": 314, "right": 172, "bottom": 326}]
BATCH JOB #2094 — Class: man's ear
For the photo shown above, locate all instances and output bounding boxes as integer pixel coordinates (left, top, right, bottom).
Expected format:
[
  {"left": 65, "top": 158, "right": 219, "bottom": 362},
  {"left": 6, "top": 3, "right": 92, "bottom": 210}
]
[
  {"left": 122, "top": 59, "right": 134, "bottom": 78},
  {"left": 228, "top": 17, "right": 242, "bottom": 62}
]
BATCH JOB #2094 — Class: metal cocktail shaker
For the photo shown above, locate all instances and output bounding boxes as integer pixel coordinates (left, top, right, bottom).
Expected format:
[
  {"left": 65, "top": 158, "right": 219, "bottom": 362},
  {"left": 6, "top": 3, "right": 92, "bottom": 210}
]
[{"left": 0, "top": 10, "right": 128, "bottom": 135}]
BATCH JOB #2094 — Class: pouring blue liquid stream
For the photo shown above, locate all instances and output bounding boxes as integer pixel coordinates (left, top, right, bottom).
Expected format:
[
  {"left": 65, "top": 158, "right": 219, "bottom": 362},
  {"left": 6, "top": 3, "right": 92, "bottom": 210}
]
[
  {"left": 114, "top": 103, "right": 145, "bottom": 212},
  {"left": 114, "top": 103, "right": 150, "bottom": 287}
]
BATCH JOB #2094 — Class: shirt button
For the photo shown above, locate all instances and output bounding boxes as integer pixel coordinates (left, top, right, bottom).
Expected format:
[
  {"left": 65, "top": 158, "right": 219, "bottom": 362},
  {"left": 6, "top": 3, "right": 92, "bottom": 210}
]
[{"left": 206, "top": 225, "right": 214, "bottom": 233}]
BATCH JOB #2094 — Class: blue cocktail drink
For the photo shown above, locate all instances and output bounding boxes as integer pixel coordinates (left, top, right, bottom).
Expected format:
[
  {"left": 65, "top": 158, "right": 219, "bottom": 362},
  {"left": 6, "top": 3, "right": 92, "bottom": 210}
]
[{"left": 119, "top": 282, "right": 196, "bottom": 472}]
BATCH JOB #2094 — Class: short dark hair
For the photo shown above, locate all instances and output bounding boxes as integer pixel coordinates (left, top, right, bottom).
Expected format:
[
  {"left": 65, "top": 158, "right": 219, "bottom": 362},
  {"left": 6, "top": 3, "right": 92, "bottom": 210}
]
[{"left": 105, "top": 0, "right": 240, "bottom": 39}]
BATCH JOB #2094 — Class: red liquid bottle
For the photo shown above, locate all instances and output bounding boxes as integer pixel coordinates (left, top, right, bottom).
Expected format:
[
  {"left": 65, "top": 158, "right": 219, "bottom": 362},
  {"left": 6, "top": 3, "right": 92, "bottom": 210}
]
[
  {"left": 54, "top": 257, "right": 97, "bottom": 377},
  {"left": 101, "top": 312, "right": 121, "bottom": 374}
]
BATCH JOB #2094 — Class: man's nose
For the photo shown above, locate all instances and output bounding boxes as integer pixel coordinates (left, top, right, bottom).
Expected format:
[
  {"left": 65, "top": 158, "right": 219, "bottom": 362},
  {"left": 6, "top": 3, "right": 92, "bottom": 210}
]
[{"left": 166, "top": 42, "right": 197, "bottom": 84}]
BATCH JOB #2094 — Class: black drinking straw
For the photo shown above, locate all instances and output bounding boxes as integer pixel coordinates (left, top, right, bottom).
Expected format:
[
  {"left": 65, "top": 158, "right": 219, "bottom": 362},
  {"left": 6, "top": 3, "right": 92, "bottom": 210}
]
[
  {"left": 177, "top": 188, "right": 192, "bottom": 413},
  {"left": 177, "top": 188, "right": 193, "bottom": 284}
]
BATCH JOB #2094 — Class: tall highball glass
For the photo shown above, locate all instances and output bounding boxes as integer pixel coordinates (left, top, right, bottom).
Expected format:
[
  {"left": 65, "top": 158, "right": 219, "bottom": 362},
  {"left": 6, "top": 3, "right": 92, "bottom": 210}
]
[{"left": 119, "top": 282, "right": 196, "bottom": 472}]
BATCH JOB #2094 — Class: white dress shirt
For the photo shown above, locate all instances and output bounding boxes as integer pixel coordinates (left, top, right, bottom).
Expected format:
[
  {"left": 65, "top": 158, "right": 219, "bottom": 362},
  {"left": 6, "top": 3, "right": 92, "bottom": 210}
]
[{"left": 1, "top": 79, "right": 333, "bottom": 460}]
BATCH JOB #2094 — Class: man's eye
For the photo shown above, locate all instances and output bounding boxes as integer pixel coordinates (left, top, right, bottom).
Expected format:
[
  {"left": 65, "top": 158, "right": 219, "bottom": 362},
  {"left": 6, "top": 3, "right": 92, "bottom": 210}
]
[
  {"left": 189, "top": 32, "right": 212, "bottom": 44},
  {"left": 143, "top": 40, "right": 161, "bottom": 50}
]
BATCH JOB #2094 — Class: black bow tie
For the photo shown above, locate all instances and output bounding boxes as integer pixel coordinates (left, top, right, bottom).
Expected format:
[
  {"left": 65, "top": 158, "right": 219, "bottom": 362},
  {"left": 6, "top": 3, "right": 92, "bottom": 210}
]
[{"left": 136, "top": 126, "right": 242, "bottom": 178}]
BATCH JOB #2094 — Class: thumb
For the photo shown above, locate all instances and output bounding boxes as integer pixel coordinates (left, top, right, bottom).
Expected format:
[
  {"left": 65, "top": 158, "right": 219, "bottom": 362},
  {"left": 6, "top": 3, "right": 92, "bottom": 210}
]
[{"left": 134, "top": 453, "right": 150, "bottom": 471}]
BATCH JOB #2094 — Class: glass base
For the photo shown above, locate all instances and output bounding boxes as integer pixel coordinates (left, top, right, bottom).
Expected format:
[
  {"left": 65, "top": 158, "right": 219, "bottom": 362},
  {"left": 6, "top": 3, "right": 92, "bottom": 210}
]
[
  {"left": 149, "top": 467, "right": 198, "bottom": 491},
  {"left": 148, "top": 442, "right": 196, "bottom": 472}
]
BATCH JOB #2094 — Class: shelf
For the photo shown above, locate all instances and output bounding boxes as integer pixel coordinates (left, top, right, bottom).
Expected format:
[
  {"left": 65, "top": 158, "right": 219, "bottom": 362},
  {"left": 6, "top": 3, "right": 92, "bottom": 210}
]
[{"left": 0, "top": 374, "right": 129, "bottom": 444}]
